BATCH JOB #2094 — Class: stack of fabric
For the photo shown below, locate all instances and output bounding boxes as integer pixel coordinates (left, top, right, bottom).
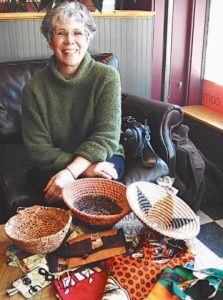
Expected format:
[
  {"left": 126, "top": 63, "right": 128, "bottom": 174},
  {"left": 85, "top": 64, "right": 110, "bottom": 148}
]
[{"left": 6, "top": 225, "right": 196, "bottom": 299}]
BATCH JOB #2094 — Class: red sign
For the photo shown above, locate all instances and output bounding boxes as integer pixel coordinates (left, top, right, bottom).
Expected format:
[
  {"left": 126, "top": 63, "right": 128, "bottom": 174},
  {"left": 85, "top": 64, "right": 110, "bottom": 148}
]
[{"left": 202, "top": 80, "right": 223, "bottom": 114}]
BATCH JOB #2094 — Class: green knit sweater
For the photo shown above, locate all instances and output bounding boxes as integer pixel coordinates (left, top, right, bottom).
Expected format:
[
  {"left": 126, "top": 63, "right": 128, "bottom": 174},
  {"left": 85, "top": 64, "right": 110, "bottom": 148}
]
[{"left": 22, "top": 52, "right": 124, "bottom": 171}]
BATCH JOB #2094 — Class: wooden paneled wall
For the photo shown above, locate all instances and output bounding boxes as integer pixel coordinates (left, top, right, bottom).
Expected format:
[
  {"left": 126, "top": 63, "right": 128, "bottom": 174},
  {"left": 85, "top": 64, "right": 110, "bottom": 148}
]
[{"left": 0, "top": 15, "right": 154, "bottom": 97}]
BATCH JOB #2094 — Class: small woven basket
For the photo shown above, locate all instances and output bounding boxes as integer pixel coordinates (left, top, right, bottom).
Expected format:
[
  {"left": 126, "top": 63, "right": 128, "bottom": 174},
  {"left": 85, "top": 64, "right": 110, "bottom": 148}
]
[
  {"left": 5, "top": 206, "right": 72, "bottom": 254},
  {"left": 126, "top": 181, "right": 200, "bottom": 239},
  {"left": 62, "top": 178, "right": 130, "bottom": 226}
]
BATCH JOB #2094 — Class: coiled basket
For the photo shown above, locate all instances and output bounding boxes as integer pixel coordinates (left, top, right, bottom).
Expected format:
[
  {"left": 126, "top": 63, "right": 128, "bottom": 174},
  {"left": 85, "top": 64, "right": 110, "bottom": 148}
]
[
  {"left": 126, "top": 181, "right": 200, "bottom": 240},
  {"left": 5, "top": 206, "right": 72, "bottom": 254},
  {"left": 62, "top": 178, "right": 130, "bottom": 226}
]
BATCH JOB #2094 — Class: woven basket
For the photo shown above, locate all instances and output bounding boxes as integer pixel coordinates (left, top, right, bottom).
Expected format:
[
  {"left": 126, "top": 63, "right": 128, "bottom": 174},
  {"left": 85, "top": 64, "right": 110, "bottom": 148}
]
[
  {"left": 62, "top": 178, "right": 130, "bottom": 226},
  {"left": 5, "top": 206, "right": 72, "bottom": 254},
  {"left": 126, "top": 181, "right": 200, "bottom": 239}
]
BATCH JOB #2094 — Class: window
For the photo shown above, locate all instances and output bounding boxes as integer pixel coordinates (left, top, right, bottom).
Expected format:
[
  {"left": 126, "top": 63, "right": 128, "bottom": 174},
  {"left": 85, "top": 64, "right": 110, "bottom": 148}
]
[{"left": 204, "top": 0, "right": 223, "bottom": 85}]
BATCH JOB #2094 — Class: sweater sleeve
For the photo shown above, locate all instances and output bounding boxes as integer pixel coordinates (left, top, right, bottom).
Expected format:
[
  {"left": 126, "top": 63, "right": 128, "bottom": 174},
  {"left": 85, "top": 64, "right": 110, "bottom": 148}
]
[
  {"left": 22, "top": 83, "right": 74, "bottom": 171},
  {"left": 73, "top": 67, "right": 124, "bottom": 162}
]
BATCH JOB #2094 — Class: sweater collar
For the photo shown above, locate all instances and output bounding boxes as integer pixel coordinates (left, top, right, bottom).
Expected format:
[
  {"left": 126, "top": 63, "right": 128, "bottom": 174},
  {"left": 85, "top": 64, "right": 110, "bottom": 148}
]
[{"left": 48, "top": 51, "right": 94, "bottom": 84}]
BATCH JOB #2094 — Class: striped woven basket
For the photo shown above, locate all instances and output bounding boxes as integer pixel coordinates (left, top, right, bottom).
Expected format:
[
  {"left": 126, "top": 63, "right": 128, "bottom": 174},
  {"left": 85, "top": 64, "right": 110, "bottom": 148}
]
[
  {"left": 5, "top": 206, "right": 72, "bottom": 254},
  {"left": 126, "top": 181, "right": 200, "bottom": 239},
  {"left": 62, "top": 178, "right": 130, "bottom": 226}
]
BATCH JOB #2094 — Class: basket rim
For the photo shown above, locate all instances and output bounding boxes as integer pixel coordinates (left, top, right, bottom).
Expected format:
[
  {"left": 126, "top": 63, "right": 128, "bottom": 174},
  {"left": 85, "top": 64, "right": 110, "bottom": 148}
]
[
  {"left": 5, "top": 207, "right": 72, "bottom": 243},
  {"left": 63, "top": 177, "right": 127, "bottom": 188},
  {"left": 62, "top": 178, "right": 130, "bottom": 224}
]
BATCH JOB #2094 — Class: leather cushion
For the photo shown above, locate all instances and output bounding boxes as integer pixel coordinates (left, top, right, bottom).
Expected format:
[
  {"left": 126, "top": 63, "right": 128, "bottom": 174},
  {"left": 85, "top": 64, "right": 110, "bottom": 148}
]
[
  {"left": 92, "top": 53, "right": 119, "bottom": 69},
  {"left": 0, "top": 60, "right": 48, "bottom": 143},
  {"left": 0, "top": 144, "right": 34, "bottom": 214}
]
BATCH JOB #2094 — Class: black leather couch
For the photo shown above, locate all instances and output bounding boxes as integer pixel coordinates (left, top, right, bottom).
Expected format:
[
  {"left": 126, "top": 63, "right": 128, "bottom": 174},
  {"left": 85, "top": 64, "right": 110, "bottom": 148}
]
[{"left": 0, "top": 53, "right": 183, "bottom": 223}]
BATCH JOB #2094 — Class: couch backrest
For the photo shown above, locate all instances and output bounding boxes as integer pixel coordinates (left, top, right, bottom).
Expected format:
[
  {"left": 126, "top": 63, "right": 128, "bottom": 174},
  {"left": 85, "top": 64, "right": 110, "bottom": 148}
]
[{"left": 0, "top": 53, "right": 118, "bottom": 144}]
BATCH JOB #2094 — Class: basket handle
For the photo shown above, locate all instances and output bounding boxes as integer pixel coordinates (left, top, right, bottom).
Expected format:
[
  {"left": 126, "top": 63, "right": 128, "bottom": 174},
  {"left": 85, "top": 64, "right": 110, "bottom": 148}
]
[
  {"left": 5, "top": 207, "right": 38, "bottom": 226},
  {"left": 17, "top": 205, "right": 42, "bottom": 215}
]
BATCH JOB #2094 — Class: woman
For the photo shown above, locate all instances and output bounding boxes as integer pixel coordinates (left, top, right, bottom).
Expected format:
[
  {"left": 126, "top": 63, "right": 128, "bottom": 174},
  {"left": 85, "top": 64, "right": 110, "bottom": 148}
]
[{"left": 22, "top": 1, "right": 124, "bottom": 203}]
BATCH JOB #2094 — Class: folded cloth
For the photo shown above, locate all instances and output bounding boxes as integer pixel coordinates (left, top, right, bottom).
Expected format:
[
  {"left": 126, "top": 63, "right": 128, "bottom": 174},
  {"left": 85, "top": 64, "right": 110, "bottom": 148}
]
[
  {"left": 8, "top": 263, "right": 52, "bottom": 299},
  {"left": 47, "top": 228, "right": 128, "bottom": 273},
  {"left": 146, "top": 266, "right": 223, "bottom": 299},
  {"left": 102, "top": 232, "right": 194, "bottom": 300},
  {"left": 53, "top": 263, "right": 108, "bottom": 300}
]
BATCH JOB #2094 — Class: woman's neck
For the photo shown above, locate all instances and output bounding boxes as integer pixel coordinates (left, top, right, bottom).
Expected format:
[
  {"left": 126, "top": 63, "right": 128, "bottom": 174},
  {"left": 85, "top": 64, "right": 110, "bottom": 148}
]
[{"left": 56, "top": 63, "right": 79, "bottom": 79}]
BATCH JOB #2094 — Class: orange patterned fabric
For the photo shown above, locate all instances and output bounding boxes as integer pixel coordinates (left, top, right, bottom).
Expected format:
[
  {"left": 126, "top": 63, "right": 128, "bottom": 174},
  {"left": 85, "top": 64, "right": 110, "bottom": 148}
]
[{"left": 104, "top": 238, "right": 194, "bottom": 300}]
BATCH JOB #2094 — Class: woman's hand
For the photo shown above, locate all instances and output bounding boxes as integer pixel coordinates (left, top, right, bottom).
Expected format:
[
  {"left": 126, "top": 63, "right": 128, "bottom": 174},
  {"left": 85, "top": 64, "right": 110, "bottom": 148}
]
[
  {"left": 43, "top": 168, "right": 75, "bottom": 201},
  {"left": 82, "top": 161, "right": 118, "bottom": 180},
  {"left": 43, "top": 158, "right": 118, "bottom": 201}
]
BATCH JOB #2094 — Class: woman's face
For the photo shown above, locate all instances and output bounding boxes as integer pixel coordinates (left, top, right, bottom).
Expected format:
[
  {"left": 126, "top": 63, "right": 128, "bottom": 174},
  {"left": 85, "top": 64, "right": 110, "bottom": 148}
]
[{"left": 50, "top": 17, "right": 89, "bottom": 79}]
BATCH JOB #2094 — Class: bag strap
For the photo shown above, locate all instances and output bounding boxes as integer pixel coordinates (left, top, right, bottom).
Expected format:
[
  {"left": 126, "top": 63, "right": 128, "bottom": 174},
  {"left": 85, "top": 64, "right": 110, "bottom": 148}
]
[{"left": 139, "top": 119, "right": 158, "bottom": 167}]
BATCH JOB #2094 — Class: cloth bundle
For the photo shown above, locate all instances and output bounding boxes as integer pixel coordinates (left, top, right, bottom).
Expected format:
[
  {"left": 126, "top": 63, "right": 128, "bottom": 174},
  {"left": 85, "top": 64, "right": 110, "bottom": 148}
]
[
  {"left": 7, "top": 263, "right": 52, "bottom": 298},
  {"left": 11, "top": 227, "right": 223, "bottom": 300},
  {"left": 102, "top": 232, "right": 194, "bottom": 300},
  {"left": 46, "top": 228, "right": 128, "bottom": 273},
  {"left": 53, "top": 263, "right": 108, "bottom": 300},
  {"left": 147, "top": 265, "right": 223, "bottom": 299}
]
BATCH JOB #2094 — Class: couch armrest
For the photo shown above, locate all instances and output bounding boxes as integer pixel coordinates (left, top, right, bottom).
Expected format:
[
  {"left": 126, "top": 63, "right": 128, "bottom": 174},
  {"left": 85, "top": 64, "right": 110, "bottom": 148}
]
[{"left": 121, "top": 93, "right": 183, "bottom": 176}]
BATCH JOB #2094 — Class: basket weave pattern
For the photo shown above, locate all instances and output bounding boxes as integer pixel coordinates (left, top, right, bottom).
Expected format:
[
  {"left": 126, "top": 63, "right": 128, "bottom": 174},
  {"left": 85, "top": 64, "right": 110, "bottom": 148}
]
[
  {"left": 127, "top": 182, "right": 200, "bottom": 239},
  {"left": 5, "top": 206, "right": 72, "bottom": 254},
  {"left": 63, "top": 178, "right": 130, "bottom": 226}
]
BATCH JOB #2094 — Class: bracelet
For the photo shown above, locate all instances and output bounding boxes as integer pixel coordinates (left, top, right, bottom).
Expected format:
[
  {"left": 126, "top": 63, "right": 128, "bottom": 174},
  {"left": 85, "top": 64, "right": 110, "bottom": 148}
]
[{"left": 66, "top": 167, "right": 76, "bottom": 180}]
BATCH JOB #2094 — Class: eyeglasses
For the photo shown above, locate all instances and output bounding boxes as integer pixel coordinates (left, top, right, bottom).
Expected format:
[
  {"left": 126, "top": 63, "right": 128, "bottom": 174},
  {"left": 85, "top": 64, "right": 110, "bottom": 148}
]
[{"left": 53, "top": 29, "right": 87, "bottom": 40}]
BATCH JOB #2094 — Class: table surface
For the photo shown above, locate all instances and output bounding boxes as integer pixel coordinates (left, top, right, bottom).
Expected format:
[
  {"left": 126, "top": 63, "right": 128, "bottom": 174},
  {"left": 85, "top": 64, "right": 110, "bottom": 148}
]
[
  {"left": 0, "top": 224, "right": 56, "bottom": 299},
  {"left": 1, "top": 224, "right": 223, "bottom": 299},
  {"left": 182, "top": 105, "right": 223, "bottom": 133}
]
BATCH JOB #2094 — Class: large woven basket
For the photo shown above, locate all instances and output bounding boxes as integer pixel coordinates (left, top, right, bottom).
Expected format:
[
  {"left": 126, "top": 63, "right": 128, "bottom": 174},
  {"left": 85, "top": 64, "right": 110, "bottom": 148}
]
[
  {"left": 126, "top": 181, "right": 200, "bottom": 239},
  {"left": 62, "top": 178, "right": 130, "bottom": 226},
  {"left": 5, "top": 206, "right": 72, "bottom": 254}
]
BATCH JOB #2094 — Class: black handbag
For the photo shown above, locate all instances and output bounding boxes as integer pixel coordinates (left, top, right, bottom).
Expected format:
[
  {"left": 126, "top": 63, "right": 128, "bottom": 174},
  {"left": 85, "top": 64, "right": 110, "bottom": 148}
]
[{"left": 120, "top": 116, "right": 158, "bottom": 167}]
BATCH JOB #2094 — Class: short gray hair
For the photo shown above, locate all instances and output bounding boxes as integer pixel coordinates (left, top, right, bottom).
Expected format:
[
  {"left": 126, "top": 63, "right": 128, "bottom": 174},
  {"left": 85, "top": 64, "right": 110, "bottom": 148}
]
[{"left": 41, "top": 1, "right": 97, "bottom": 43}]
